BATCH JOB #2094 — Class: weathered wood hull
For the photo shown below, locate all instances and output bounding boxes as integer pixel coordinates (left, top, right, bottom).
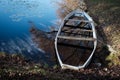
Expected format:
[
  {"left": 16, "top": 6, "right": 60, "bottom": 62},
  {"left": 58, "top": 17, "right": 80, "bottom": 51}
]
[{"left": 55, "top": 9, "right": 97, "bottom": 70}]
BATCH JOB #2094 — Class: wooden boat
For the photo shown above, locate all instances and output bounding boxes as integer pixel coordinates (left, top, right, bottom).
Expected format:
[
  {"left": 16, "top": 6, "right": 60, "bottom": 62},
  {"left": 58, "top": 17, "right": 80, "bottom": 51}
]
[{"left": 55, "top": 9, "right": 97, "bottom": 70}]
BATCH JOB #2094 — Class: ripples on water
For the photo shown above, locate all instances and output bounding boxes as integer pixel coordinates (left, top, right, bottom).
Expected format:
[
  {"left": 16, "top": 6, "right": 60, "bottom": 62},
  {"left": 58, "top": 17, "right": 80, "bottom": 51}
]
[
  {"left": 0, "top": 0, "right": 55, "bottom": 22},
  {"left": 0, "top": 34, "right": 53, "bottom": 64},
  {"left": 0, "top": 0, "right": 59, "bottom": 65},
  {"left": 0, "top": 34, "right": 42, "bottom": 55}
]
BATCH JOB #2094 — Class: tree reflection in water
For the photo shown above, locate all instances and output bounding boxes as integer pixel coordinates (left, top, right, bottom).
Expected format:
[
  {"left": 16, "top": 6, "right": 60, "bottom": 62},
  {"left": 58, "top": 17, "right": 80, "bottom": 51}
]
[{"left": 30, "top": 0, "right": 88, "bottom": 65}]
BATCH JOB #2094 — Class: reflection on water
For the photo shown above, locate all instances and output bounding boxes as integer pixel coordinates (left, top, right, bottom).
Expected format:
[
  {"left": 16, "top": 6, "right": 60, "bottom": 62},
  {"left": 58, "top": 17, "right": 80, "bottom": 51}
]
[
  {"left": 0, "top": 0, "right": 57, "bottom": 22},
  {"left": 0, "top": 34, "right": 51, "bottom": 62},
  {"left": 0, "top": 0, "right": 87, "bottom": 65},
  {"left": 0, "top": 0, "right": 58, "bottom": 65},
  {"left": 30, "top": 0, "right": 88, "bottom": 66}
]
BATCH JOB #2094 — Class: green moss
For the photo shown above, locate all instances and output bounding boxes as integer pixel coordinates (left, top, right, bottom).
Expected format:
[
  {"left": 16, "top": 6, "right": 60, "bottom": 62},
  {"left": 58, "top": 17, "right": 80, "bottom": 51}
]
[
  {"left": 87, "top": 0, "right": 120, "bottom": 66},
  {"left": 53, "top": 65, "right": 59, "bottom": 69},
  {"left": 43, "top": 63, "right": 49, "bottom": 68},
  {"left": 106, "top": 53, "right": 120, "bottom": 66},
  {"left": 0, "top": 52, "right": 6, "bottom": 56}
]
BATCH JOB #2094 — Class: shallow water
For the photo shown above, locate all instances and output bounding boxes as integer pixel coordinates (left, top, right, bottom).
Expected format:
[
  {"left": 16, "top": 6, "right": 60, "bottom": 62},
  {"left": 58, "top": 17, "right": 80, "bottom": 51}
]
[{"left": 0, "top": 0, "right": 59, "bottom": 64}]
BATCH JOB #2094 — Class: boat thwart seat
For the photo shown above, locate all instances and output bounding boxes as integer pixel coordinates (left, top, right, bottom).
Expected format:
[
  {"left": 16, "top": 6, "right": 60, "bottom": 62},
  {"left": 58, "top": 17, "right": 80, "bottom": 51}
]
[{"left": 57, "top": 36, "right": 96, "bottom": 41}]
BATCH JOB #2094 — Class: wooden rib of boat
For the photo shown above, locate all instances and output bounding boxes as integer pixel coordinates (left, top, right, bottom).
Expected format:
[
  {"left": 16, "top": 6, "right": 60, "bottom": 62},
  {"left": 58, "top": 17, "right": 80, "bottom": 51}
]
[{"left": 55, "top": 9, "right": 97, "bottom": 70}]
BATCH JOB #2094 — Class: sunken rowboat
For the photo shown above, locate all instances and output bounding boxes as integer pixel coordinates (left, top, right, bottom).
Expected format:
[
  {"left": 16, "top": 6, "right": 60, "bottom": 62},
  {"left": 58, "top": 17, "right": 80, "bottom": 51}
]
[{"left": 55, "top": 9, "right": 97, "bottom": 70}]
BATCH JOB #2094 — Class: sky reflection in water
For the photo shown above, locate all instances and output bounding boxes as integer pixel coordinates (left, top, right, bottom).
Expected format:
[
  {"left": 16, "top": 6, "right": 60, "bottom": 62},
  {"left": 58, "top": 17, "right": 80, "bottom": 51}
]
[{"left": 0, "top": 0, "right": 59, "bottom": 64}]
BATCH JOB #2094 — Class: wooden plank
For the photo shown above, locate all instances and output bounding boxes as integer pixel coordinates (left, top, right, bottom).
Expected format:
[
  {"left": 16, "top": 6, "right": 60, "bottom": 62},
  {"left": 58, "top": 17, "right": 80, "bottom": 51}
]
[
  {"left": 60, "top": 31, "right": 92, "bottom": 37},
  {"left": 61, "top": 29, "right": 92, "bottom": 33},
  {"left": 64, "top": 24, "right": 92, "bottom": 30},
  {"left": 65, "top": 19, "right": 93, "bottom": 23},
  {"left": 77, "top": 29, "right": 93, "bottom": 32},
  {"left": 57, "top": 42, "right": 93, "bottom": 50},
  {"left": 57, "top": 36, "right": 96, "bottom": 41}
]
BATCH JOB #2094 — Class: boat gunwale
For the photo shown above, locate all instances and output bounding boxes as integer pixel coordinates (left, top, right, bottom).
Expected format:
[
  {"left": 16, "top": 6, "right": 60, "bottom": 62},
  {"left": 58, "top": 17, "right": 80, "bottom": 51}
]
[{"left": 55, "top": 10, "right": 97, "bottom": 70}]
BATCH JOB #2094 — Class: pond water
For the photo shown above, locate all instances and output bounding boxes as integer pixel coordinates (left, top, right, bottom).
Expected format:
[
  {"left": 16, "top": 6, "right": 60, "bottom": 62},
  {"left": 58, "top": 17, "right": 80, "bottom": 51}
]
[{"left": 0, "top": 0, "right": 60, "bottom": 65}]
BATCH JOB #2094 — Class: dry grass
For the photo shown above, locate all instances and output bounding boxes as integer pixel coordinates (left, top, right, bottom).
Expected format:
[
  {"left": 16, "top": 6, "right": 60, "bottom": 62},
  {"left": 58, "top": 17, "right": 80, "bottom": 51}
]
[
  {"left": 56, "top": 0, "right": 87, "bottom": 19},
  {"left": 85, "top": 0, "right": 120, "bottom": 65}
]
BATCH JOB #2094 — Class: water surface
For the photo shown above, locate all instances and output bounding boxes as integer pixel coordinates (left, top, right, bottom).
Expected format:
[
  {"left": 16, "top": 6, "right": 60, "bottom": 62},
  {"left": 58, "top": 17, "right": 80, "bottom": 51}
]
[{"left": 0, "top": 0, "right": 59, "bottom": 64}]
